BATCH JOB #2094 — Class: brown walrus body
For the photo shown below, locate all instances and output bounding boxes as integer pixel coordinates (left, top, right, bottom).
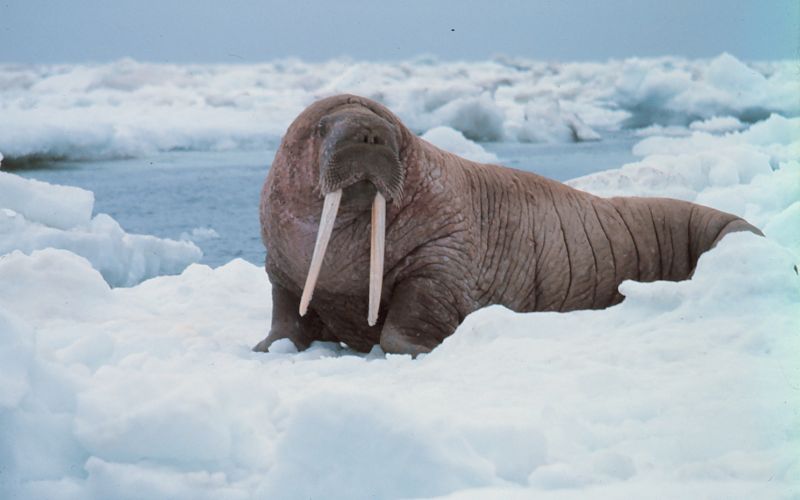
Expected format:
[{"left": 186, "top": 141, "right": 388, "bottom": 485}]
[{"left": 254, "top": 94, "right": 761, "bottom": 356}]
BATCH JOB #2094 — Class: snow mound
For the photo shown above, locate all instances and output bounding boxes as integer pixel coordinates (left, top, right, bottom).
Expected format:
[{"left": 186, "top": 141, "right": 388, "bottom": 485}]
[
  {"left": 1, "top": 54, "right": 796, "bottom": 163},
  {"left": 421, "top": 126, "right": 499, "bottom": 163},
  {"left": 0, "top": 173, "right": 201, "bottom": 286},
  {"left": 611, "top": 53, "right": 797, "bottom": 128},
  {"left": 505, "top": 100, "right": 602, "bottom": 143},
  {"left": 0, "top": 228, "right": 797, "bottom": 498},
  {"left": 689, "top": 116, "right": 746, "bottom": 133},
  {"left": 430, "top": 93, "right": 506, "bottom": 142}
]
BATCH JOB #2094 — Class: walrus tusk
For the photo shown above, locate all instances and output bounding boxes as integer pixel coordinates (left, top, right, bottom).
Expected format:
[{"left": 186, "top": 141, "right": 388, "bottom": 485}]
[
  {"left": 299, "top": 189, "right": 342, "bottom": 316},
  {"left": 368, "top": 192, "right": 386, "bottom": 326}
]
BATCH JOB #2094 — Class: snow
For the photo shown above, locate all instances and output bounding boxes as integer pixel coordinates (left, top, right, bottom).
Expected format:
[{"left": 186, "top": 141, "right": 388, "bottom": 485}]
[
  {"left": 1, "top": 57, "right": 799, "bottom": 499},
  {"left": 689, "top": 116, "right": 746, "bottom": 133},
  {"left": 0, "top": 171, "right": 94, "bottom": 230},
  {"left": 0, "top": 231, "right": 797, "bottom": 498},
  {"left": 180, "top": 227, "right": 221, "bottom": 243},
  {"left": 505, "top": 100, "right": 602, "bottom": 143},
  {"left": 0, "top": 172, "right": 201, "bottom": 287},
  {"left": 421, "top": 126, "right": 499, "bottom": 163},
  {"left": 1, "top": 53, "right": 797, "bottom": 163}
]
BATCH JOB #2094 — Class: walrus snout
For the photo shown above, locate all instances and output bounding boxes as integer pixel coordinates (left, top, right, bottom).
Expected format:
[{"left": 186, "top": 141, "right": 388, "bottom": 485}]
[{"left": 317, "top": 108, "right": 404, "bottom": 204}]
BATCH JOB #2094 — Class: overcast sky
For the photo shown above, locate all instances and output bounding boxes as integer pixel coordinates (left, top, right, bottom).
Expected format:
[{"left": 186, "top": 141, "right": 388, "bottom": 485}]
[{"left": 2, "top": 0, "right": 798, "bottom": 63}]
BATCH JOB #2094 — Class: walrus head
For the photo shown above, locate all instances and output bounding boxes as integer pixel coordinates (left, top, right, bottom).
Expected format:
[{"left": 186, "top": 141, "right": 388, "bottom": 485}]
[
  {"left": 297, "top": 98, "right": 408, "bottom": 327},
  {"left": 317, "top": 104, "right": 405, "bottom": 206}
]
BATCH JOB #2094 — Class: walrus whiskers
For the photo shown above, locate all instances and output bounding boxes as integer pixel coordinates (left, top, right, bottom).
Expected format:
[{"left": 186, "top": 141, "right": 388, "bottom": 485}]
[
  {"left": 299, "top": 189, "right": 342, "bottom": 316},
  {"left": 368, "top": 192, "right": 386, "bottom": 326}
]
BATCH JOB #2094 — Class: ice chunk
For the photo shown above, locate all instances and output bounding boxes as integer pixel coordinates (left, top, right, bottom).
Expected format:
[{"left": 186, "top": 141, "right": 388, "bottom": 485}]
[
  {"left": 421, "top": 126, "right": 499, "bottom": 163},
  {"left": 689, "top": 116, "right": 745, "bottom": 133},
  {"left": 1, "top": 55, "right": 797, "bottom": 162},
  {"left": 568, "top": 115, "right": 800, "bottom": 231},
  {"left": 179, "top": 227, "right": 220, "bottom": 242},
  {"left": 706, "top": 52, "right": 768, "bottom": 93},
  {"left": 0, "top": 173, "right": 201, "bottom": 286},
  {"left": 432, "top": 93, "right": 506, "bottom": 142},
  {"left": 506, "top": 100, "right": 601, "bottom": 143},
  {"left": 0, "top": 171, "right": 93, "bottom": 229}
]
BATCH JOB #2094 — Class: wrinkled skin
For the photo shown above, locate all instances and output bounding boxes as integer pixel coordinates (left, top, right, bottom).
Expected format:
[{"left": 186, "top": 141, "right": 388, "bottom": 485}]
[{"left": 254, "top": 94, "right": 762, "bottom": 356}]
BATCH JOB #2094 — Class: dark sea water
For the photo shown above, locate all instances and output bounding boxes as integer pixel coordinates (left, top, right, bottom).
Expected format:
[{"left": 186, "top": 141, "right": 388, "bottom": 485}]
[{"left": 14, "top": 134, "right": 637, "bottom": 267}]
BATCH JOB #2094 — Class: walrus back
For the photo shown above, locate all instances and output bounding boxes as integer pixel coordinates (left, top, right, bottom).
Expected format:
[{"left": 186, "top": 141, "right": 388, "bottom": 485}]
[{"left": 456, "top": 156, "right": 762, "bottom": 314}]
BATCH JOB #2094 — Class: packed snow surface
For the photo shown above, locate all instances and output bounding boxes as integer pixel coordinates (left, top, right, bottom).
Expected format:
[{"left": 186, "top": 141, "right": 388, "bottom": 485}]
[
  {"left": 1, "top": 57, "right": 799, "bottom": 499},
  {"left": 1, "top": 53, "right": 797, "bottom": 163}
]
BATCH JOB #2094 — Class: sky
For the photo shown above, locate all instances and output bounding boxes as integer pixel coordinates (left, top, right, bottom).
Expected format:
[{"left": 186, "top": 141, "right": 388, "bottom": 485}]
[{"left": 1, "top": 0, "right": 798, "bottom": 63}]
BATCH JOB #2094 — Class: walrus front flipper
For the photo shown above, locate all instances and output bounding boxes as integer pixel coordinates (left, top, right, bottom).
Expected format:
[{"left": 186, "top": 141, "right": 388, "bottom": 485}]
[
  {"left": 379, "top": 278, "right": 461, "bottom": 357},
  {"left": 253, "top": 283, "right": 326, "bottom": 352}
]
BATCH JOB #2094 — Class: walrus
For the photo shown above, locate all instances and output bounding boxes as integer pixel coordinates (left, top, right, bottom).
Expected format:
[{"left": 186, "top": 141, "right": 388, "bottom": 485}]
[{"left": 253, "top": 94, "right": 761, "bottom": 356}]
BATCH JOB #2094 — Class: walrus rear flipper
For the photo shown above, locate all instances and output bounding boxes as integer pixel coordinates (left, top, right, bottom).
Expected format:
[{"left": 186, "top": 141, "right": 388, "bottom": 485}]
[
  {"left": 686, "top": 208, "right": 763, "bottom": 279},
  {"left": 709, "top": 218, "right": 764, "bottom": 248},
  {"left": 688, "top": 206, "right": 763, "bottom": 265},
  {"left": 607, "top": 197, "right": 763, "bottom": 284}
]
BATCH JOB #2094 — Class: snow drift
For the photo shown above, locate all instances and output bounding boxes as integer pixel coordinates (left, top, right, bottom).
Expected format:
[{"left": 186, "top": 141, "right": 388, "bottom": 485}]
[
  {"left": 0, "top": 229, "right": 796, "bottom": 499},
  {"left": 1, "top": 53, "right": 796, "bottom": 163}
]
